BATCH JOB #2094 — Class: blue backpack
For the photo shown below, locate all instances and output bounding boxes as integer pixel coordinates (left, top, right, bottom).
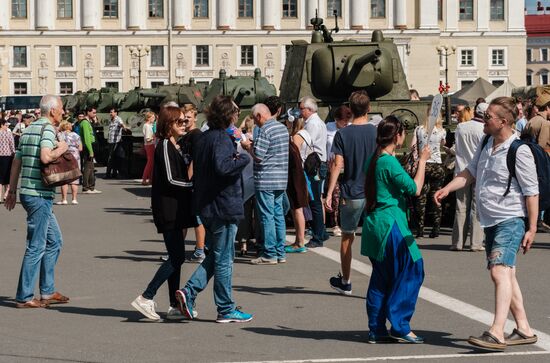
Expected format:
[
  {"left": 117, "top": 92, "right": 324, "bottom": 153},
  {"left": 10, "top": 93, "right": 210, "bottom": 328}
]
[{"left": 481, "top": 134, "right": 550, "bottom": 211}]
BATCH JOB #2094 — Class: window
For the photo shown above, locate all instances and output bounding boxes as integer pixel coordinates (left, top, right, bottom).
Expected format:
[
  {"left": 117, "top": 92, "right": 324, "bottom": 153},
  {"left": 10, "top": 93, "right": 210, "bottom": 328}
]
[
  {"left": 459, "top": 0, "right": 473, "bottom": 21},
  {"left": 103, "top": 0, "right": 118, "bottom": 18},
  {"left": 14, "top": 82, "right": 28, "bottom": 95},
  {"left": 241, "top": 45, "right": 254, "bottom": 66},
  {"left": 196, "top": 45, "right": 209, "bottom": 66},
  {"left": 59, "top": 46, "right": 73, "bottom": 67},
  {"left": 327, "top": 0, "right": 342, "bottom": 17},
  {"left": 491, "top": 80, "right": 504, "bottom": 87},
  {"left": 490, "top": 0, "right": 504, "bottom": 20},
  {"left": 491, "top": 49, "right": 504, "bottom": 66},
  {"left": 105, "top": 81, "right": 119, "bottom": 91},
  {"left": 59, "top": 82, "right": 73, "bottom": 95},
  {"left": 151, "top": 46, "right": 164, "bottom": 67},
  {"left": 151, "top": 81, "right": 164, "bottom": 88},
  {"left": 526, "top": 71, "right": 533, "bottom": 86},
  {"left": 105, "top": 46, "right": 119, "bottom": 67},
  {"left": 371, "top": 0, "right": 385, "bottom": 18},
  {"left": 461, "top": 80, "right": 474, "bottom": 88},
  {"left": 13, "top": 46, "right": 27, "bottom": 67},
  {"left": 148, "top": 0, "right": 163, "bottom": 18},
  {"left": 193, "top": 0, "right": 208, "bottom": 17},
  {"left": 57, "top": 0, "right": 72, "bottom": 18},
  {"left": 238, "top": 0, "right": 253, "bottom": 18},
  {"left": 11, "top": 0, "right": 26, "bottom": 18},
  {"left": 542, "top": 48, "right": 548, "bottom": 62},
  {"left": 542, "top": 71, "right": 549, "bottom": 85},
  {"left": 438, "top": 0, "right": 443, "bottom": 21},
  {"left": 282, "top": 0, "right": 297, "bottom": 18},
  {"left": 460, "top": 49, "right": 474, "bottom": 66},
  {"left": 527, "top": 49, "right": 532, "bottom": 62}
]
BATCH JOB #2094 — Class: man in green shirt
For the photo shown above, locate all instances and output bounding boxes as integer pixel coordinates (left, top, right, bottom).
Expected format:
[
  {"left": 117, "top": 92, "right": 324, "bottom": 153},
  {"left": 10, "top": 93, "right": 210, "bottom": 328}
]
[
  {"left": 80, "top": 107, "right": 101, "bottom": 194},
  {"left": 4, "top": 95, "right": 70, "bottom": 308}
]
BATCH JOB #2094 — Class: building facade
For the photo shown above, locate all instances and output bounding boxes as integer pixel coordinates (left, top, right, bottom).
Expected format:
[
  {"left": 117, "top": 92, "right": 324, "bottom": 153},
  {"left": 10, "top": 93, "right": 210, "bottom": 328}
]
[
  {"left": 526, "top": 7, "right": 550, "bottom": 87},
  {"left": 0, "top": 0, "right": 526, "bottom": 98}
]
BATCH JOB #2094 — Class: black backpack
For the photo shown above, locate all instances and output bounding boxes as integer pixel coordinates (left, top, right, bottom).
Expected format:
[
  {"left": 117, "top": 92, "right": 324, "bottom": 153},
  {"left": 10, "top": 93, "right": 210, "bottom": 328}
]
[{"left": 481, "top": 135, "right": 550, "bottom": 211}]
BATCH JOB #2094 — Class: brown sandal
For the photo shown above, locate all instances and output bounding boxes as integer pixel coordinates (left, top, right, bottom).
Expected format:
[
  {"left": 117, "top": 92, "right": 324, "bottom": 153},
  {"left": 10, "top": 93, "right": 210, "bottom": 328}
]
[
  {"left": 41, "top": 292, "right": 70, "bottom": 305},
  {"left": 505, "top": 328, "right": 538, "bottom": 346},
  {"left": 15, "top": 299, "right": 48, "bottom": 309}
]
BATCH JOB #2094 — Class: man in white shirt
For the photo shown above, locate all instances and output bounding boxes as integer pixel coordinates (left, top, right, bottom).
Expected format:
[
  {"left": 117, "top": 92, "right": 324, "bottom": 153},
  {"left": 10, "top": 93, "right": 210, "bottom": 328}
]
[
  {"left": 299, "top": 96, "right": 329, "bottom": 247},
  {"left": 435, "top": 97, "right": 539, "bottom": 351},
  {"left": 450, "top": 102, "right": 487, "bottom": 251}
]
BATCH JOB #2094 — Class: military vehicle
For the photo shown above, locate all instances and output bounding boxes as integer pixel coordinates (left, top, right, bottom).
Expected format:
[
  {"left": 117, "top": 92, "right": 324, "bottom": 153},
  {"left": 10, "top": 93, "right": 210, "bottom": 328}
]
[
  {"left": 511, "top": 85, "right": 550, "bottom": 102},
  {"left": 279, "top": 12, "right": 430, "bottom": 132},
  {"left": 62, "top": 69, "right": 277, "bottom": 176}
]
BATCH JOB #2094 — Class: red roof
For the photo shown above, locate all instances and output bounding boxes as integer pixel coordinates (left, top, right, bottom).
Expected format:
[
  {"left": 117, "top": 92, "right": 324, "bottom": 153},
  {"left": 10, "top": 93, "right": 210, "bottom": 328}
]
[{"left": 526, "top": 14, "right": 550, "bottom": 37}]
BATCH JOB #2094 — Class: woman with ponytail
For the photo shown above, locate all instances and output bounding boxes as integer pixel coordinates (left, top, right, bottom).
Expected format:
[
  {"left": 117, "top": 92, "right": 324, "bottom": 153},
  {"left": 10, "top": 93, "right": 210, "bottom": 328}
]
[{"left": 361, "top": 116, "right": 431, "bottom": 344}]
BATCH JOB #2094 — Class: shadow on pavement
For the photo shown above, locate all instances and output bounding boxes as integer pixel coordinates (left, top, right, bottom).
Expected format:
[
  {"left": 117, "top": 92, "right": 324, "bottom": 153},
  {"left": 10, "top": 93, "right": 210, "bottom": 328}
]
[
  {"left": 0, "top": 296, "right": 16, "bottom": 308},
  {"left": 103, "top": 207, "right": 152, "bottom": 216},
  {"left": 123, "top": 187, "right": 151, "bottom": 198},
  {"left": 417, "top": 244, "right": 455, "bottom": 251},
  {"left": 233, "top": 285, "right": 365, "bottom": 300},
  {"left": 48, "top": 305, "right": 144, "bottom": 321}
]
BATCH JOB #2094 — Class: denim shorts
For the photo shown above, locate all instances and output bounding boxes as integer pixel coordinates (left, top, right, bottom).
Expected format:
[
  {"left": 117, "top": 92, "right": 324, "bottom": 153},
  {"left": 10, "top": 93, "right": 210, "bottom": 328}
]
[
  {"left": 484, "top": 217, "right": 525, "bottom": 269},
  {"left": 339, "top": 198, "right": 365, "bottom": 235}
]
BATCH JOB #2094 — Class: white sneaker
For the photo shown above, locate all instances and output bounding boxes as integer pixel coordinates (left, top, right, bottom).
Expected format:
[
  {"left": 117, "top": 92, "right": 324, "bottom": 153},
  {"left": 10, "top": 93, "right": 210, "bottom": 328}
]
[
  {"left": 55, "top": 200, "right": 68, "bottom": 205},
  {"left": 332, "top": 226, "right": 342, "bottom": 237},
  {"left": 131, "top": 295, "right": 160, "bottom": 320},
  {"left": 90, "top": 189, "right": 102, "bottom": 194},
  {"left": 82, "top": 190, "right": 93, "bottom": 194},
  {"left": 71, "top": 200, "right": 78, "bottom": 205}
]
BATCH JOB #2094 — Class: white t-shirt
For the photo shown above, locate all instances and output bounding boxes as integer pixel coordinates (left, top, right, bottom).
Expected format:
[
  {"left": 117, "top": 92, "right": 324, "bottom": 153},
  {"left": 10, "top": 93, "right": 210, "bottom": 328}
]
[
  {"left": 454, "top": 119, "right": 485, "bottom": 174},
  {"left": 296, "top": 129, "right": 313, "bottom": 164},
  {"left": 416, "top": 125, "right": 446, "bottom": 164}
]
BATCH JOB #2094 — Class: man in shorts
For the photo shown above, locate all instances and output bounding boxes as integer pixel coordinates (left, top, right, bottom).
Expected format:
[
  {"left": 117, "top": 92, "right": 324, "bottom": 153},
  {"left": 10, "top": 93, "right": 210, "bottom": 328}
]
[
  {"left": 325, "top": 91, "right": 377, "bottom": 295},
  {"left": 435, "top": 97, "right": 539, "bottom": 351}
]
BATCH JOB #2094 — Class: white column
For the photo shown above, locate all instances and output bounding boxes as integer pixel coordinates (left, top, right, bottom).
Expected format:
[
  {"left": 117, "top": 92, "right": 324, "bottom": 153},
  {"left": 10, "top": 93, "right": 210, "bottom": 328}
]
[
  {"left": 350, "top": 0, "right": 367, "bottom": 30},
  {"left": 173, "top": 0, "right": 191, "bottom": 30},
  {"left": 217, "top": 0, "right": 235, "bottom": 29},
  {"left": 477, "top": 0, "right": 489, "bottom": 31},
  {"left": 419, "top": 0, "right": 438, "bottom": 29},
  {"left": 262, "top": 0, "right": 280, "bottom": 30},
  {"left": 128, "top": 0, "right": 146, "bottom": 29},
  {"left": 305, "top": 0, "right": 317, "bottom": 26},
  {"left": 445, "top": 0, "right": 459, "bottom": 31},
  {"left": 36, "top": 0, "right": 55, "bottom": 29},
  {"left": 387, "top": 0, "right": 394, "bottom": 29},
  {"left": 395, "top": 0, "right": 407, "bottom": 29},
  {"left": 82, "top": 0, "right": 100, "bottom": 30},
  {"left": 0, "top": 0, "right": 10, "bottom": 29},
  {"left": 507, "top": 0, "right": 525, "bottom": 31}
]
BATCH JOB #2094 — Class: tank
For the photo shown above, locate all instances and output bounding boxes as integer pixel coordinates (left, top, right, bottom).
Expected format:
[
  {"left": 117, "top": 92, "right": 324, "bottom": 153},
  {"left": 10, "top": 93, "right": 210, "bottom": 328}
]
[
  {"left": 279, "top": 14, "right": 429, "bottom": 131},
  {"left": 511, "top": 85, "right": 550, "bottom": 101}
]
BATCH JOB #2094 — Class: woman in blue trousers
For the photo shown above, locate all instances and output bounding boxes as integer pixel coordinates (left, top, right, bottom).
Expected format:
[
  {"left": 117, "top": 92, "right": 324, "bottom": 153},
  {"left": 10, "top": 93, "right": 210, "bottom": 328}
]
[{"left": 362, "top": 116, "right": 431, "bottom": 343}]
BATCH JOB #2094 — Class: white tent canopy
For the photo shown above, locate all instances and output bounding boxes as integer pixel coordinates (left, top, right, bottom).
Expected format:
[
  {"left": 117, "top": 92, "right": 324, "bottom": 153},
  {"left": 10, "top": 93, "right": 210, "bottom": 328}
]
[{"left": 485, "top": 81, "right": 517, "bottom": 103}]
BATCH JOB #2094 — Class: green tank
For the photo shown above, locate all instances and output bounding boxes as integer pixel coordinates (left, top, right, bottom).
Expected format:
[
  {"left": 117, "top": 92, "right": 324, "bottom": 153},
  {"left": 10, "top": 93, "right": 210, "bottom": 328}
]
[
  {"left": 511, "top": 85, "right": 550, "bottom": 101},
  {"left": 279, "top": 15, "right": 429, "bottom": 131}
]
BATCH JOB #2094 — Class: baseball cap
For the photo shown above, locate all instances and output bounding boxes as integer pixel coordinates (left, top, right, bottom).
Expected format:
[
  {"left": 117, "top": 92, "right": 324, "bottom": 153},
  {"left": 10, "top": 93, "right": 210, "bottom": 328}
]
[
  {"left": 475, "top": 102, "right": 489, "bottom": 117},
  {"left": 535, "top": 93, "right": 550, "bottom": 108}
]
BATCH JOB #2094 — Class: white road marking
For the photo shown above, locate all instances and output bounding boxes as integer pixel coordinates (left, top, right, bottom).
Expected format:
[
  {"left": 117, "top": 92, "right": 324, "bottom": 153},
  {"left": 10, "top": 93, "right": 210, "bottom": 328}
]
[
  {"left": 220, "top": 350, "right": 550, "bottom": 363},
  {"left": 310, "top": 246, "right": 550, "bottom": 352}
]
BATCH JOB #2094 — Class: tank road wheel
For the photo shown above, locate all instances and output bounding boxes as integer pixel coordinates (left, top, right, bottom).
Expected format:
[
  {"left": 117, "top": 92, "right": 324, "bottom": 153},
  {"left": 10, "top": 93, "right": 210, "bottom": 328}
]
[{"left": 390, "top": 109, "right": 419, "bottom": 131}]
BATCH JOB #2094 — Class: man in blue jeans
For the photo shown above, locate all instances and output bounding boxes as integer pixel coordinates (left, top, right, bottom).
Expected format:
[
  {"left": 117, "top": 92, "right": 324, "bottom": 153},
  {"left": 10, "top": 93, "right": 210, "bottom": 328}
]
[
  {"left": 436, "top": 97, "right": 539, "bottom": 351},
  {"left": 299, "top": 96, "right": 329, "bottom": 248},
  {"left": 5, "top": 95, "right": 70, "bottom": 308},
  {"left": 242, "top": 104, "right": 289, "bottom": 265}
]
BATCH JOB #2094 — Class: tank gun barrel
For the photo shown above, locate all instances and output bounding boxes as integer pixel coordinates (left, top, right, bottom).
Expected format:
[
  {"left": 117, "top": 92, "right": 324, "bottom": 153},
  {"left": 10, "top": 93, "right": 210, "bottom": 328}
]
[
  {"left": 138, "top": 91, "right": 167, "bottom": 98},
  {"left": 354, "top": 49, "right": 382, "bottom": 69},
  {"left": 234, "top": 87, "right": 251, "bottom": 105}
]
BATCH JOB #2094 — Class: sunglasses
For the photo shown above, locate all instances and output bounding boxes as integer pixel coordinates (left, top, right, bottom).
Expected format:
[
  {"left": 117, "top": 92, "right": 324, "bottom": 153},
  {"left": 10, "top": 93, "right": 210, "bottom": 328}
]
[{"left": 175, "top": 118, "right": 189, "bottom": 127}]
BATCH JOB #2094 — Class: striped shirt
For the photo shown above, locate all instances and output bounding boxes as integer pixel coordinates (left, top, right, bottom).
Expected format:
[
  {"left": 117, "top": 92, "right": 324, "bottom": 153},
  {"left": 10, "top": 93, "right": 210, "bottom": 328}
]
[
  {"left": 15, "top": 118, "right": 57, "bottom": 198},
  {"left": 253, "top": 119, "right": 289, "bottom": 191}
]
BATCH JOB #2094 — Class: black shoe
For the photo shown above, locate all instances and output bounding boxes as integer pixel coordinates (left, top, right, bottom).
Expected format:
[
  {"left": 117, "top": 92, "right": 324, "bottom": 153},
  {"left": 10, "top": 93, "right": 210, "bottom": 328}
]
[
  {"left": 416, "top": 230, "right": 424, "bottom": 238},
  {"left": 429, "top": 230, "right": 440, "bottom": 238}
]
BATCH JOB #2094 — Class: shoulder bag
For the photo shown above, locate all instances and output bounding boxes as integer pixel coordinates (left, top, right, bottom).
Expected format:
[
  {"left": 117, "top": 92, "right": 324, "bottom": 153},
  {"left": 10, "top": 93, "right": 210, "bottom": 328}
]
[{"left": 40, "top": 124, "right": 82, "bottom": 187}]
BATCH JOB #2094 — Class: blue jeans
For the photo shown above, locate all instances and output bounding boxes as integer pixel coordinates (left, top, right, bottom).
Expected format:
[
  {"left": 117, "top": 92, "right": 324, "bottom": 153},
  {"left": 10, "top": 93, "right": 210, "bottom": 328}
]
[
  {"left": 185, "top": 217, "right": 237, "bottom": 315},
  {"left": 143, "top": 229, "right": 186, "bottom": 307},
  {"left": 16, "top": 194, "right": 63, "bottom": 302},
  {"left": 308, "top": 162, "right": 329, "bottom": 244},
  {"left": 484, "top": 217, "right": 525, "bottom": 269},
  {"left": 255, "top": 190, "right": 286, "bottom": 260}
]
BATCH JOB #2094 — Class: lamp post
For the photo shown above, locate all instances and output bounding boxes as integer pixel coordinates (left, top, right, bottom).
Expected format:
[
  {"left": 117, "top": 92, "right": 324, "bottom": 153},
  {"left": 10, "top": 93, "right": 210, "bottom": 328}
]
[
  {"left": 436, "top": 45, "right": 456, "bottom": 125},
  {"left": 129, "top": 45, "right": 150, "bottom": 88}
]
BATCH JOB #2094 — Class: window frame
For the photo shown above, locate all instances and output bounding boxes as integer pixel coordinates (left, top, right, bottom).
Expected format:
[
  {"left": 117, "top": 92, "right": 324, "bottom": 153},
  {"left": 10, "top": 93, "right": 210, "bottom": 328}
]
[
  {"left": 540, "top": 70, "right": 549, "bottom": 85},
  {"left": 541, "top": 48, "right": 549, "bottom": 62},
  {"left": 11, "top": 0, "right": 27, "bottom": 19},
  {"left": 193, "top": 0, "right": 209, "bottom": 18},
  {"left": 104, "top": 45, "right": 120, "bottom": 68},
  {"left": 57, "top": 0, "right": 73, "bottom": 19},
  {"left": 459, "top": 0, "right": 474, "bottom": 21},
  {"left": 58, "top": 81, "right": 75, "bottom": 95},
  {"left": 13, "top": 82, "right": 28, "bottom": 95},
  {"left": 238, "top": 45, "right": 256, "bottom": 68},
  {"left": 58, "top": 46, "right": 74, "bottom": 68},
  {"left": 194, "top": 45, "right": 211, "bottom": 68},
  {"left": 489, "top": 47, "right": 506, "bottom": 68},
  {"left": 457, "top": 47, "right": 476, "bottom": 69},
  {"left": 103, "top": 0, "right": 119, "bottom": 19},
  {"left": 282, "top": 0, "right": 298, "bottom": 18},
  {"left": 104, "top": 81, "right": 120, "bottom": 91},
  {"left": 148, "top": 0, "right": 164, "bottom": 18},
  {"left": 238, "top": 0, "right": 253, "bottom": 18},
  {"left": 370, "top": 0, "right": 386, "bottom": 19},
  {"left": 526, "top": 70, "right": 533, "bottom": 86},
  {"left": 13, "top": 46, "right": 28, "bottom": 68},
  {"left": 327, "top": 0, "right": 342, "bottom": 17},
  {"left": 527, "top": 48, "right": 532, "bottom": 63},
  {"left": 150, "top": 45, "right": 165, "bottom": 67},
  {"left": 490, "top": 0, "right": 504, "bottom": 21}
]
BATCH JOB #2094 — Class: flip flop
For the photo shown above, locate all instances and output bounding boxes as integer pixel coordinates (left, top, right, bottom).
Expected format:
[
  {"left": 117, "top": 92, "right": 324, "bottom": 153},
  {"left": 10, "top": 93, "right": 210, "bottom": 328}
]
[
  {"left": 505, "top": 328, "right": 538, "bottom": 346},
  {"left": 40, "top": 292, "right": 70, "bottom": 305},
  {"left": 468, "top": 331, "right": 506, "bottom": 351},
  {"left": 15, "top": 299, "right": 48, "bottom": 309}
]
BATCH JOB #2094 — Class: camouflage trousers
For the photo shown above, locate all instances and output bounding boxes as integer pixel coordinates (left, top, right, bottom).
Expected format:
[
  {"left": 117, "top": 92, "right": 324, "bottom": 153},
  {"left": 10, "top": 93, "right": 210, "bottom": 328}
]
[{"left": 414, "top": 163, "right": 446, "bottom": 234}]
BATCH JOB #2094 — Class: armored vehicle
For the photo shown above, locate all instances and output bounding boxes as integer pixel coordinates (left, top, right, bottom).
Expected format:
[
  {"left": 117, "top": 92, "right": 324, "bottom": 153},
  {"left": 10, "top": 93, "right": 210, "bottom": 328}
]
[{"left": 280, "top": 14, "right": 429, "bottom": 131}]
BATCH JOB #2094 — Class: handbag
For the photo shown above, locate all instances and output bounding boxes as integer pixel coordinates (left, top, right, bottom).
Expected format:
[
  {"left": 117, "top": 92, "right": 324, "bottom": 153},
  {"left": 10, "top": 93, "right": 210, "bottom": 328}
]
[
  {"left": 40, "top": 124, "right": 82, "bottom": 187},
  {"left": 404, "top": 127, "right": 420, "bottom": 176},
  {"left": 301, "top": 135, "right": 321, "bottom": 178}
]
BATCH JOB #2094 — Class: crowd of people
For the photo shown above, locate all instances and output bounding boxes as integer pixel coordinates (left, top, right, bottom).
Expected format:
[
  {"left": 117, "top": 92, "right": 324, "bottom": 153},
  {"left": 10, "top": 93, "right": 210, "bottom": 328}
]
[{"left": 2, "top": 88, "right": 548, "bottom": 351}]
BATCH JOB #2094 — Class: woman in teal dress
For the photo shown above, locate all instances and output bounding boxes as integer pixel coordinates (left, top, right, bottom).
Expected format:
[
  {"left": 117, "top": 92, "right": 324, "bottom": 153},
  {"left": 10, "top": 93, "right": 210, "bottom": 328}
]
[{"left": 362, "top": 116, "right": 431, "bottom": 344}]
